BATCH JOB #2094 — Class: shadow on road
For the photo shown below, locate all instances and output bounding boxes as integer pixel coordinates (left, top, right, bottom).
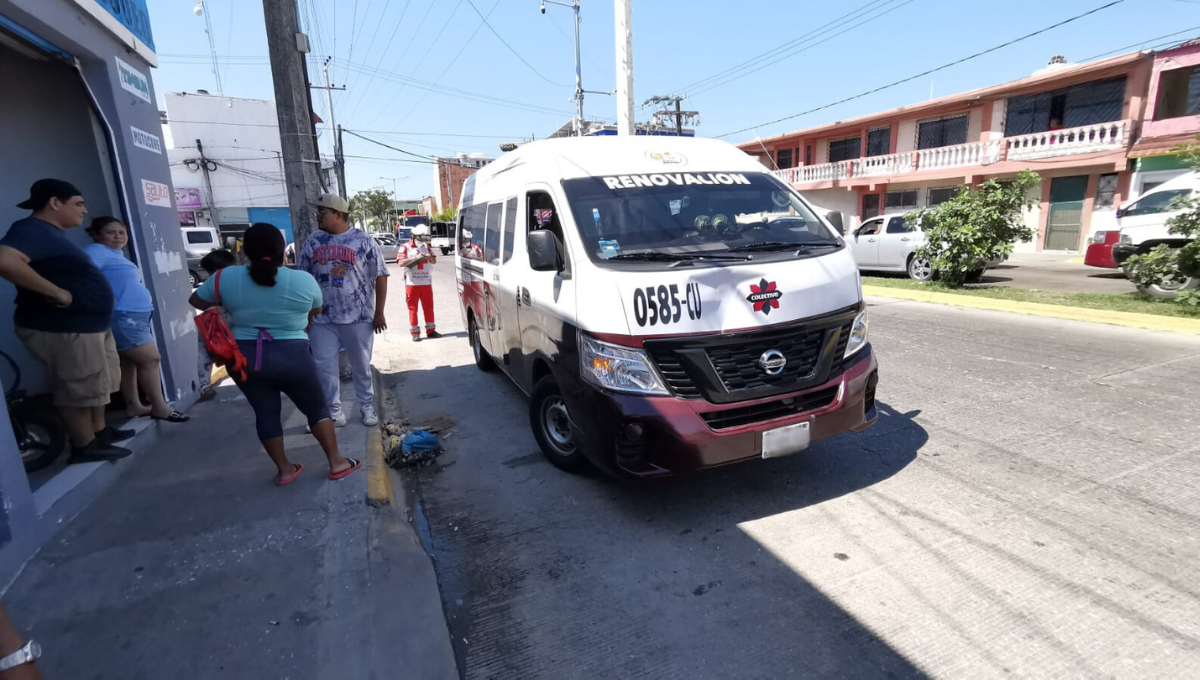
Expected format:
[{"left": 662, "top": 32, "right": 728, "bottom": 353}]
[{"left": 393, "top": 352, "right": 929, "bottom": 678}]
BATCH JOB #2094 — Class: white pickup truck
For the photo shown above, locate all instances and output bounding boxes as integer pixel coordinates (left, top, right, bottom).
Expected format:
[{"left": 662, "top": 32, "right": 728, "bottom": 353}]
[{"left": 1112, "top": 171, "right": 1199, "bottom": 298}]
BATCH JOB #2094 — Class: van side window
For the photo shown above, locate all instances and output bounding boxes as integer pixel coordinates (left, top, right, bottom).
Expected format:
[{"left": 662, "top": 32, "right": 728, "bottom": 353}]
[
  {"left": 484, "top": 202, "right": 502, "bottom": 264},
  {"left": 1123, "top": 189, "right": 1191, "bottom": 217},
  {"left": 460, "top": 204, "right": 486, "bottom": 261},
  {"left": 502, "top": 197, "right": 517, "bottom": 263},
  {"left": 527, "top": 191, "right": 568, "bottom": 272}
]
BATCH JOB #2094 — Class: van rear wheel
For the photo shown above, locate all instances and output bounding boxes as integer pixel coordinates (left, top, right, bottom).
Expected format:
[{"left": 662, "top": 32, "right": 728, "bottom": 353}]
[
  {"left": 529, "top": 376, "right": 588, "bottom": 473},
  {"left": 469, "top": 316, "right": 495, "bottom": 371}
]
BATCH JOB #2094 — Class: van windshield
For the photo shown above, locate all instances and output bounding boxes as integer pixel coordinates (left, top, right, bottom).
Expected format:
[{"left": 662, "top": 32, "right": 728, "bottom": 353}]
[{"left": 561, "top": 172, "right": 838, "bottom": 264}]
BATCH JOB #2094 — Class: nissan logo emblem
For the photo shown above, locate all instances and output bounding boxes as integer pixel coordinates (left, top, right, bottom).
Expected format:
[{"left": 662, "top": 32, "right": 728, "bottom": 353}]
[{"left": 758, "top": 349, "right": 787, "bottom": 376}]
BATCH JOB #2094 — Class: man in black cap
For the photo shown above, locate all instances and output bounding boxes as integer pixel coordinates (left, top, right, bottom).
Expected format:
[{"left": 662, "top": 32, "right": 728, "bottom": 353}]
[{"left": 0, "top": 179, "right": 133, "bottom": 462}]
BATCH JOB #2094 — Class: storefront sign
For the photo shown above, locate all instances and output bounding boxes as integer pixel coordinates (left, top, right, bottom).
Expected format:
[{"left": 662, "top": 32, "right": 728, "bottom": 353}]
[
  {"left": 142, "top": 179, "right": 172, "bottom": 208},
  {"left": 130, "top": 125, "right": 162, "bottom": 154},
  {"left": 175, "top": 188, "right": 202, "bottom": 209},
  {"left": 92, "top": 0, "right": 156, "bottom": 52},
  {"left": 178, "top": 211, "right": 196, "bottom": 226},
  {"left": 115, "top": 56, "right": 152, "bottom": 103}
]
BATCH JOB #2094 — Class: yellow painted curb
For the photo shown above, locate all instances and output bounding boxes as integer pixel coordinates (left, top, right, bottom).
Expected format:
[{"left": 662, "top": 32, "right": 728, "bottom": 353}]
[
  {"left": 862, "top": 285, "right": 1200, "bottom": 336},
  {"left": 1067, "top": 257, "right": 1084, "bottom": 264},
  {"left": 365, "top": 370, "right": 394, "bottom": 508}
]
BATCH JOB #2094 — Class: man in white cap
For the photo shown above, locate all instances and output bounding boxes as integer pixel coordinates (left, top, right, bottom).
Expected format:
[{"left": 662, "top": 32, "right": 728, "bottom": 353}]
[{"left": 297, "top": 194, "right": 388, "bottom": 426}]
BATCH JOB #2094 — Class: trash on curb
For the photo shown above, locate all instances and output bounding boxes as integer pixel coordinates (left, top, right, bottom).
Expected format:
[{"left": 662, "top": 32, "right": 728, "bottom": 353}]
[{"left": 383, "top": 419, "right": 446, "bottom": 468}]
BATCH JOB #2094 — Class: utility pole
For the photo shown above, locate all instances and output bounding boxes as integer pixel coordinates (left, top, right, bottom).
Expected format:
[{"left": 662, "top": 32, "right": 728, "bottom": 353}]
[
  {"left": 542, "top": 0, "right": 583, "bottom": 136},
  {"left": 614, "top": 0, "right": 634, "bottom": 136},
  {"left": 643, "top": 94, "right": 699, "bottom": 137},
  {"left": 313, "top": 57, "right": 348, "bottom": 196},
  {"left": 336, "top": 125, "right": 347, "bottom": 200},
  {"left": 195, "top": 139, "right": 217, "bottom": 226},
  {"left": 263, "top": 0, "right": 321, "bottom": 248}
]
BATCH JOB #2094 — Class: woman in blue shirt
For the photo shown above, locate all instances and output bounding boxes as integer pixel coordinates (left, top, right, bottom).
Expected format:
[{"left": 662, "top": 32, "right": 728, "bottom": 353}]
[
  {"left": 189, "top": 223, "right": 360, "bottom": 485},
  {"left": 85, "top": 217, "right": 189, "bottom": 423}
]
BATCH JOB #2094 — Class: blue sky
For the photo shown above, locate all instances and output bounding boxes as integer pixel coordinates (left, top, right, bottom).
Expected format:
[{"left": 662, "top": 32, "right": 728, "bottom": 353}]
[{"left": 147, "top": 0, "right": 1199, "bottom": 201}]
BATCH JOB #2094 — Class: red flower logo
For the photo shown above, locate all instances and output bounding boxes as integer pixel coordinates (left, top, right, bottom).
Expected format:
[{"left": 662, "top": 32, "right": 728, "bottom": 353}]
[{"left": 746, "top": 278, "right": 782, "bottom": 315}]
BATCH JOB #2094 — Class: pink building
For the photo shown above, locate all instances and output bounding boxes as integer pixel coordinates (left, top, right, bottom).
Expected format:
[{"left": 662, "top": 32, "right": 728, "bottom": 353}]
[{"left": 739, "top": 43, "right": 1200, "bottom": 252}]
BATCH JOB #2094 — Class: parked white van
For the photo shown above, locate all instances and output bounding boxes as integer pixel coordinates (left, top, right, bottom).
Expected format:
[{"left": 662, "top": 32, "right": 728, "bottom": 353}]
[
  {"left": 181, "top": 226, "right": 221, "bottom": 259},
  {"left": 455, "top": 137, "right": 878, "bottom": 478},
  {"left": 1112, "top": 171, "right": 1199, "bottom": 297}
]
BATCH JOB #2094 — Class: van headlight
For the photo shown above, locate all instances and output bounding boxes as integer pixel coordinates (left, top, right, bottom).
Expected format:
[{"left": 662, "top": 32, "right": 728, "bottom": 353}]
[
  {"left": 580, "top": 335, "right": 668, "bottom": 395},
  {"left": 1118, "top": 233, "right": 1132, "bottom": 245},
  {"left": 844, "top": 310, "right": 869, "bottom": 359}
]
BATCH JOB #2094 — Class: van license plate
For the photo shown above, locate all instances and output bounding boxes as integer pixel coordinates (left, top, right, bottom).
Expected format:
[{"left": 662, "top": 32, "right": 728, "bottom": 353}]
[{"left": 761, "top": 421, "right": 811, "bottom": 459}]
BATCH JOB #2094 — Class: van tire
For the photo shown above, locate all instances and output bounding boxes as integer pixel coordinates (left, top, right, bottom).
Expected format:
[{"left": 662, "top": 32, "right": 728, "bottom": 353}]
[
  {"left": 1136, "top": 272, "right": 1199, "bottom": 300},
  {"left": 440, "top": 247, "right": 450, "bottom": 256},
  {"left": 469, "top": 316, "right": 495, "bottom": 371},
  {"left": 529, "top": 376, "right": 587, "bottom": 473}
]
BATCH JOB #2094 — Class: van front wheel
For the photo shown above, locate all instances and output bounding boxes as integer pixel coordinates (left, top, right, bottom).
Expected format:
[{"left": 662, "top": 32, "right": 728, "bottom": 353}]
[
  {"left": 529, "top": 376, "right": 587, "bottom": 473},
  {"left": 469, "top": 317, "right": 495, "bottom": 371}
]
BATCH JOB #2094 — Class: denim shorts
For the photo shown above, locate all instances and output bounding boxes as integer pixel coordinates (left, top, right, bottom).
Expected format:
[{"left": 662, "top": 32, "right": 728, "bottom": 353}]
[{"left": 111, "top": 310, "right": 154, "bottom": 351}]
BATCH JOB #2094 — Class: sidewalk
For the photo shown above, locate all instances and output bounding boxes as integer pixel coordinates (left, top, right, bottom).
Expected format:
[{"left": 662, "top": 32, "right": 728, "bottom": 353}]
[{"left": 0, "top": 378, "right": 456, "bottom": 679}]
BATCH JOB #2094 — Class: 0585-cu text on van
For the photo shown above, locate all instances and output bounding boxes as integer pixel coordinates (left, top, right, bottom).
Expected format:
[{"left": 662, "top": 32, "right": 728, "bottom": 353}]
[{"left": 455, "top": 136, "right": 878, "bottom": 478}]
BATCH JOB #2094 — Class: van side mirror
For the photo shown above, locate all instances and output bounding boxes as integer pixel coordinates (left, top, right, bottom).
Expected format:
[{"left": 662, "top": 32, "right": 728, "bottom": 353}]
[
  {"left": 825, "top": 210, "right": 845, "bottom": 234},
  {"left": 527, "top": 230, "right": 560, "bottom": 271}
]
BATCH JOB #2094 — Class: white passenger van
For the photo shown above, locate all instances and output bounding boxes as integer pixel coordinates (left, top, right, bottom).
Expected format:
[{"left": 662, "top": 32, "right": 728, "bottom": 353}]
[{"left": 455, "top": 137, "right": 877, "bottom": 477}]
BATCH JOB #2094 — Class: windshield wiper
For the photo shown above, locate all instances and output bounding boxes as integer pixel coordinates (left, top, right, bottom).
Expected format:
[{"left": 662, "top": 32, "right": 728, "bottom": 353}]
[
  {"left": 607, "top": 251, "right": 751, "bottom": 263},
  {"left": 726, "top": 240, "right": 841, "bottom": 253}
]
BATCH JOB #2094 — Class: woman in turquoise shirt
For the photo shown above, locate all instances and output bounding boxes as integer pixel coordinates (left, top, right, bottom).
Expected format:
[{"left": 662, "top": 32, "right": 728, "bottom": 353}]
[
  {"left": 189, "top": 223, "right": 360, "bottom": 485},
  {"left": 85, "top": 217, "right": 189, "bottom": 423}
]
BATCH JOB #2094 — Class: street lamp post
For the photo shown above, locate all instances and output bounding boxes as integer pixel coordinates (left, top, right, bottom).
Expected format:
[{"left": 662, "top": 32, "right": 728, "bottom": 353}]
[
  {"left": 380, "top": 176, "right": 407, "bottom": 233},
  {"left": 540, "top": 0, "right": 583, "bottom": 136}
]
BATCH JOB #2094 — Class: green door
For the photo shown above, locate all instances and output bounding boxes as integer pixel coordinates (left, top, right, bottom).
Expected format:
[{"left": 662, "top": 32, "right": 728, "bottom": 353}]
[{"left": 1045, "top": 176, "right": 1089, "bottom": 251}]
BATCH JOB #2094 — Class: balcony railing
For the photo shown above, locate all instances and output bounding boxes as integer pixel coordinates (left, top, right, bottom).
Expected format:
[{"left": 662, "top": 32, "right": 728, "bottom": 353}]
[
  {"left": 770, "top": 120, "right": 1131, "bottom": 185},
  {"left": 851, "top": 152, "right": 915, "bottom": 178},
  {"left": 1005, "top": 120, "right": 1128, "bottom": 161}
]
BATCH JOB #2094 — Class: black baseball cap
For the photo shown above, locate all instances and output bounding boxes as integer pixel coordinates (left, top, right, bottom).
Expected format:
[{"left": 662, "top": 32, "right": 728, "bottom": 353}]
[{"left": 17, "top": 179, "right": 82, "bottom": 210}]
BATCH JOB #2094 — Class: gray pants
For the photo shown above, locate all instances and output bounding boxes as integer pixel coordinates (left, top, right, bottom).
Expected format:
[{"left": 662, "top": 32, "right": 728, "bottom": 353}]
[{"left": 308, "top": 322, "right": 374, "bottom": 411}]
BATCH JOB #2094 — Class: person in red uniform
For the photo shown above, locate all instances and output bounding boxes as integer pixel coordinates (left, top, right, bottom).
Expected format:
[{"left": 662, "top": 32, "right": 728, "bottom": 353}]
[{"left": 396, "top": 231, "right": 440, "bottom": 342}]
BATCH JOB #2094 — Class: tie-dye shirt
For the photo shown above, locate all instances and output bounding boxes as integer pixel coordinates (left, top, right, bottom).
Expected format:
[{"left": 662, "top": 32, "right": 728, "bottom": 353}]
[{"left": 298, "top": 228, "right": 389, "bottom": 325}]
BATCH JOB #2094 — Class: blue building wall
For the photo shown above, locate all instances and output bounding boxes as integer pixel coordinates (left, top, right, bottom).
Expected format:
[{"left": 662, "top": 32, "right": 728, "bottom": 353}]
[{"left": 248, "top": 207, "right": 293, "bottom": 244}]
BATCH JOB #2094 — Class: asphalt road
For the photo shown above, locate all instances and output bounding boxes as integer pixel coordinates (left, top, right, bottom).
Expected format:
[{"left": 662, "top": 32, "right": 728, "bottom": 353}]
[{"left": 376, "top": 259, "right": 1200, "bottom": 679}]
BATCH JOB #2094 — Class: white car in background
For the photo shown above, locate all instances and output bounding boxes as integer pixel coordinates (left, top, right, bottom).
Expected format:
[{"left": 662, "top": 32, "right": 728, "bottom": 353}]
[
  {"left": 849, "top": 212, "right": 1000, "bottom": 281},
  {"left": 371, "top": 233, "right": 400, "bottom": 261}
]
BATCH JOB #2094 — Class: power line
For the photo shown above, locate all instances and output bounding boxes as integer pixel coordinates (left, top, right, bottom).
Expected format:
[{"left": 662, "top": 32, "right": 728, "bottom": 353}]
[
  {"left": 1080, "top": 26, "right": 1200, "bottom": 61},
  {"left": 358, "top": 0, "right": 465, "bottom": 129},
  {"left": 342, "top": 0, "right": 393, "bottom": 107},
  {"left": 343, "top": 0, "right": 414, "bottom": 122},
  {"left": 342, "top": 128, "right": 435, "bottom": 161},
  {"left": 716, "top": 0, "right": 1128, "bottom": 139},
  {"left": 690, "top": 0, "right": 917, "bottom": 98},
  {"left": 464, "top": 0, "right": 565, "bottom": 86},
  {"left": 678, "top": 0, "right": 895, "bottom": 95}
]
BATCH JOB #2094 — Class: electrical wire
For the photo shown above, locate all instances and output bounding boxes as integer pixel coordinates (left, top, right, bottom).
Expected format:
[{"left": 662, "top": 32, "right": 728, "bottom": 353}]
[
  {"left": 1080, "top": 26, "right": 1200, "bottom": 62},
  {"left": 358, "top": 0, "right": 465, "bottom": 129},
  {"left": 343, "top": 0, "right": 414, "bottom": 122},
  {"left": 689, "top": 0, "right": 917, "bottom": 99},
  {"left": 464, "top": 0, "right": 565, "bottom": 86},
  {"left": 342, "top": 0, "right": 393, "bottom": 107},
  {"left": 342, "top": 128, "right": 435, "bottom": 161},
  {"left": 677, "top": 0, "right": 896, "bottom": 95},
  {"left": 716, "top": 0, "right": 1128, "bottom": 139}
]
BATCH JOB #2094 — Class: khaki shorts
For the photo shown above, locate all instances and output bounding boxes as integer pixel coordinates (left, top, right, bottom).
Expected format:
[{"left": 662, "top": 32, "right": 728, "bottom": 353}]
[{"left": 16, "top": 327, "right": 121, "bottom": 408}]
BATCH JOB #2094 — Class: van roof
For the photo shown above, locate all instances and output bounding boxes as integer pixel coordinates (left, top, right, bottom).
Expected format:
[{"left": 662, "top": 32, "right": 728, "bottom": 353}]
[
  {"left": 1147, "top": 170, "right": 1200, "bottom": 193},
  {"left": 471, "top": 136, "right": 766, "bottom": 187}
]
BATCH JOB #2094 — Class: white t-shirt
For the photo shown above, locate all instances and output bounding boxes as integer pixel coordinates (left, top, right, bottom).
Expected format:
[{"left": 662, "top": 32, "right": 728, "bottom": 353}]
[{"left": 397, "top": 241, "right": 433, "bottom": 286}]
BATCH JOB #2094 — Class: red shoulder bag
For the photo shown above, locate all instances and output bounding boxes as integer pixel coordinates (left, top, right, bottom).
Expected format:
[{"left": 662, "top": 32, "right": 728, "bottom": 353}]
[{"left": 194, "top": 269, "right": 249, "bottom": 381}]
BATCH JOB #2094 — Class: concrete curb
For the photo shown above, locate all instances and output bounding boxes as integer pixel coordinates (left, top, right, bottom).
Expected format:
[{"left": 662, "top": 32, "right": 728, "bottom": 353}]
[
  {"left": 862, "top": 285, "right": 1200, "bottom": 335},
  {"left": 365, "top": 369, "right": 394, "bottom": 508}
]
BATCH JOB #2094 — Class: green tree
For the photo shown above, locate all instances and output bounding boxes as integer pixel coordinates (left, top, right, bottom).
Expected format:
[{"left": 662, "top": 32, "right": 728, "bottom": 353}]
[
  {"left": 1123, "top": 138, "right": 1200, "bottom": 303},
  {"left": 433, "top": 205, "right": 458, "bottom": 222},
  {"left": 349, "top": 189, "right": 393, "bottom": 230},
  {"left": 910, "top": 170, "right": 1041, "bottom": 287}
]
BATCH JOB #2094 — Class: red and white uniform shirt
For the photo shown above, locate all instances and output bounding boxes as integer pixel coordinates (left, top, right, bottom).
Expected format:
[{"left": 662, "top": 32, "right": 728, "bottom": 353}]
[{"left": 396, "top": 241, "right": 433, "bottom": 286}]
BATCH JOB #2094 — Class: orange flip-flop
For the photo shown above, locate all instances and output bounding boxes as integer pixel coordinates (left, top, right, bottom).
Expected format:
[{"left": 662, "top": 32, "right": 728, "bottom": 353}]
[
  {"left": 275, "top": 463, "right": 304, "bottom": 486},
  {"left": 329, "top": 458, "right": 362, "bottom": 480}
]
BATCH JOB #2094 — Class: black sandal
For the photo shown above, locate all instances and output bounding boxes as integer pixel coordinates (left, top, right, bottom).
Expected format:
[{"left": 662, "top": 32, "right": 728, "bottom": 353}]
[{"left": 152, "top": 410, "right": 191, "bottom": 423}]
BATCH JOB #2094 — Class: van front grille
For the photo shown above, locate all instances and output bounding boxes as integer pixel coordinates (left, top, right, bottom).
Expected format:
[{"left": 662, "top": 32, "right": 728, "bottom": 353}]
[{"left": 700, "top": 386, "right": 840, "bottom": 430}]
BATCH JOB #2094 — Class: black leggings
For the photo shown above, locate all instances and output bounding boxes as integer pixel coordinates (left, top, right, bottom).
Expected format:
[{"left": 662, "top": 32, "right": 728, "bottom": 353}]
[{"left": 232, "top": 339, "right": 331, "bottom": 440}]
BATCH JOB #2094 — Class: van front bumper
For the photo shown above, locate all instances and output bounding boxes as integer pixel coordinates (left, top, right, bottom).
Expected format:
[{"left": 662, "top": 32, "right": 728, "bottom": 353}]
[
  {"left": 568, "top": 345, "right": 878, "bottom": 477},
  {"left": 1112, "top": 243, "right": 1138, "bottom": 267}
]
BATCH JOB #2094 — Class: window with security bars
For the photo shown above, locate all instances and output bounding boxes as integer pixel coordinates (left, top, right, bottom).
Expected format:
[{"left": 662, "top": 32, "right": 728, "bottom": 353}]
[
  {"left": 885, "top": 190, "right": 918, "bottom": 210},
  {"left": 1095, "top": 173, "right": 1119, "bottom": 209},
  {"left": 828, "top": 137, "right": 861, "bottom": 163},
  {"left": 1154, "top": 67, "right": 1200, "bottom": 120},
  {"left": 917, "top": 116, "right": 968, "bottom": 149},
  {"left": 805, "top": 145, "right": 813, "bottom": 166},
  {"left": 866, "top": 128, "right": 891, "bottom": 157},
  {"left": 928, "top": 186, "right": 961, "bottom": 206},
  {"left": 862, "top": 193, "right": 880, "bottom": 219},
  {"left": 1005, "top": 76, "right": 1127, "bottom": 135},
  {"left": 777, "top": 148, "right": 794, "bottom": 169}
]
